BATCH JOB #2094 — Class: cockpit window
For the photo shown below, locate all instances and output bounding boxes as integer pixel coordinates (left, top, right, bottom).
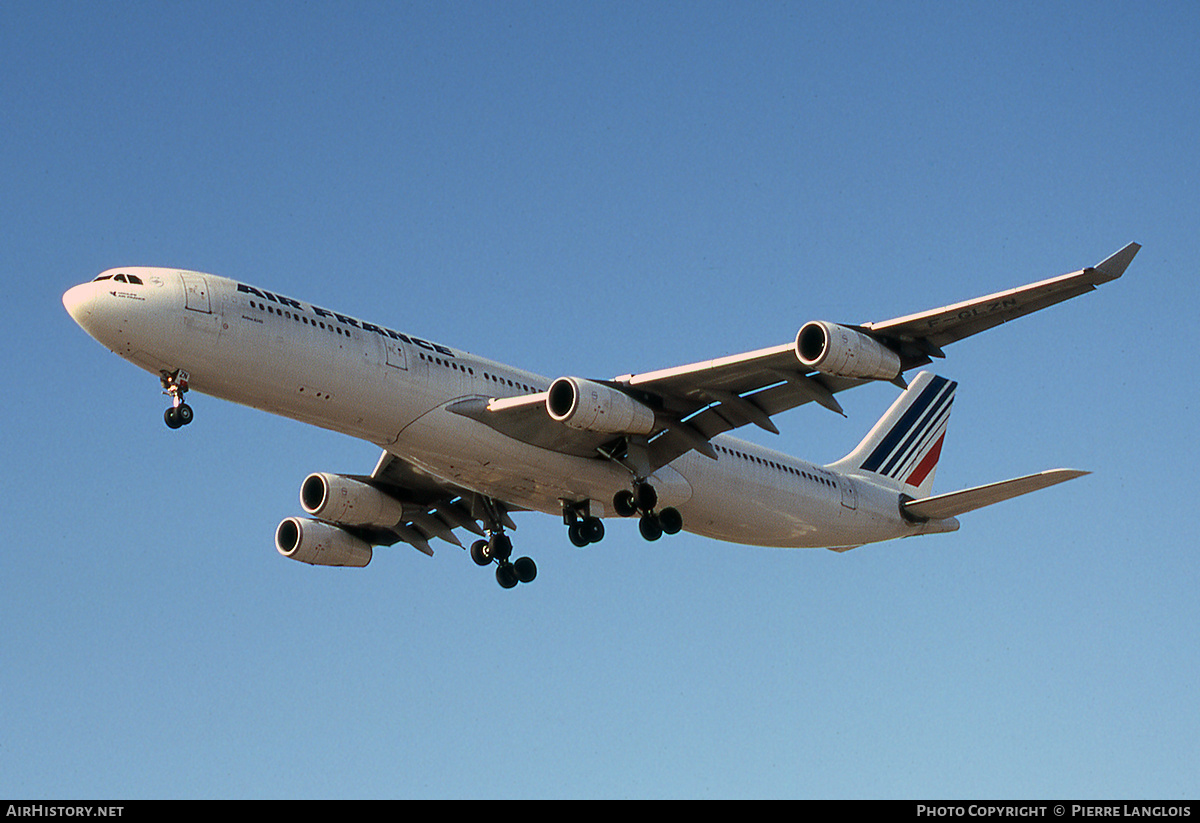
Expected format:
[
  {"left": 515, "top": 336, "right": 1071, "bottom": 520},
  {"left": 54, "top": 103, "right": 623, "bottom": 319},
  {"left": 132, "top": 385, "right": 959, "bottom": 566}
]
[
  {"left": 96, "top": 273, "right": 143, "bottom": 285},
  {"left": 92, "top": 274, "right": 113, "bottom": 281}
]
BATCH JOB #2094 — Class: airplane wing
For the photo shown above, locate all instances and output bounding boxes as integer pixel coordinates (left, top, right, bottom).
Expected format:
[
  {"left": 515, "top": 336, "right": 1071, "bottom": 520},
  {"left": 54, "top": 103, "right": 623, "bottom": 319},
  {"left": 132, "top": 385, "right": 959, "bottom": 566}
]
[
  {"left": 860, "top": 242, "right": 1141, "bottom": 352},
  {"left": 467, "top": 243, "right": 1138, "bottom": 472},
  {"left": 345, "top": 450, "right": 522, "bottom": 556}
]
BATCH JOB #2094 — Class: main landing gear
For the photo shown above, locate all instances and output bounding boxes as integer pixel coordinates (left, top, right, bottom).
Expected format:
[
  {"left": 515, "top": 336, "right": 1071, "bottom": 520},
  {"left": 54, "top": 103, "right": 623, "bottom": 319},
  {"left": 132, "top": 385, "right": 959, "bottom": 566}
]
[
  {"left": 466, "top": 498, "right": 535, "bottom": 589},
  {"left": 613, "top": 482, "right": 683, "bottom": 542},
  {"left": 562, "top": 500, "right": 605, "bottom": 548},
  {"left": 470, "top": 532, "right": 538, "bottom": 589},
  {"left": 161, "top": 369, "right": 194, "bottom": 429}
]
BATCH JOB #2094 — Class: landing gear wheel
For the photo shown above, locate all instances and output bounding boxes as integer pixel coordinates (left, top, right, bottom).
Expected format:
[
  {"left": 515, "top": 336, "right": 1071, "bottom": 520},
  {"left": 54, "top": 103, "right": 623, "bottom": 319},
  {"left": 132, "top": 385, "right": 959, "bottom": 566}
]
[
  {"left": 613, "top": 489, "right": 638, "bottom": 517},
  {"left": 582, "top": 517, "right": 605, "bottom": 543},
  {"left": 659, "top": 507, "right": 683, "bottom": 535},
  {"left": 568, "top": 516, "right": 605, "bottom": 547},
  {"left": 496, "top": 562, "right": 519, "bottom": 589},
  {"left": 639, "top": 514, "right": 663, "bottom": 541},
  {"left": 160, "top": 370, "right": 192, "bottom": 429},
  {"left": 163, "top": 405, "right": 194, "bottom": 428},
  {"left": 568, "top": 523, "right": 590, "bottom": 548},
  {"left": 513, "top": 556, "right": 537, "bottom": 583},
  {"left": 470, "top": 539, "right": 492, "bottom": 566},
  {"left": 488, "top": 533, "right": 513, "bottom": 562},
  {"left": 635, "top": 482, "right": 658, "bottom": 512}
]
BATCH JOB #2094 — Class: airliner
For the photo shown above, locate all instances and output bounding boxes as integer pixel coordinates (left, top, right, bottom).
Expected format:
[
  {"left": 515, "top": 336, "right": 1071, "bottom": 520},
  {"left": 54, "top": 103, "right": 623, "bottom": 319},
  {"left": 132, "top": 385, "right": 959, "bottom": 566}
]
[{"left": 62, "top": 243, "right": 1139, "bottom": 588}]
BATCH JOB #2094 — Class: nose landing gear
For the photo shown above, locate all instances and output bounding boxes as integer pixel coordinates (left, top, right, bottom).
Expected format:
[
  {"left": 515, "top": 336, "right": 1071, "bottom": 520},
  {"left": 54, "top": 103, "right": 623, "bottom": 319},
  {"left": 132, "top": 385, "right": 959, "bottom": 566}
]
[{"left": 161, "top": 370, "right": 194, "bottom": 429}]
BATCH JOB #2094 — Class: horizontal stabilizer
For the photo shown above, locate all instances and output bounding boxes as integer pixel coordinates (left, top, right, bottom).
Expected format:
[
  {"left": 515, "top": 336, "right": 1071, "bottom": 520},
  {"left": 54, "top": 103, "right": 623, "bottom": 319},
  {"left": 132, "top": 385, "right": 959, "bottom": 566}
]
[{"left": 902, "top": 469, "right": 1089, "bottom": 521}]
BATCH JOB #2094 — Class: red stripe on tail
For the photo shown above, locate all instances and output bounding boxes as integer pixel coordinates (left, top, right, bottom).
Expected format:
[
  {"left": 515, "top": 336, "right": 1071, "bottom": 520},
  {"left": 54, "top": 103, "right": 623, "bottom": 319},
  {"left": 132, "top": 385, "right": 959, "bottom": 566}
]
[{"left": 905, "top": 433, "right": 945, "bottom": 488}]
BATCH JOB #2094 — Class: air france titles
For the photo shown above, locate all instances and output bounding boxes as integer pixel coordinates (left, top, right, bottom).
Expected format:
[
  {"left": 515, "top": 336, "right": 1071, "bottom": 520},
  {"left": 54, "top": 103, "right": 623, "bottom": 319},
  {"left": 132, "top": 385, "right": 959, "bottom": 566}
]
[{"left": 237, "top": 283, "right": 455, "bottom": 357}]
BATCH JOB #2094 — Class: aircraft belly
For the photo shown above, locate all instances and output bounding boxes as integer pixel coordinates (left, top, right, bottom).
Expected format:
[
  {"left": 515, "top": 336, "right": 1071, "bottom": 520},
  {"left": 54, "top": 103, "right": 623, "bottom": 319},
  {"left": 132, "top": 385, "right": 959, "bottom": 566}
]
[
  {"left": 672, "top": 453, "right": 907, "bottom": 548},
  {"left": 394, "top": 404, "right": 641, "bottom": 516}
]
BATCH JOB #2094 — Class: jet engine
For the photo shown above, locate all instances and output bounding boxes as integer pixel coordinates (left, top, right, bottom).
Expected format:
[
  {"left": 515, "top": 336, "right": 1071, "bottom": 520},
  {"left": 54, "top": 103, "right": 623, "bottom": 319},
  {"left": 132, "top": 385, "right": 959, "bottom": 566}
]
[
  {"left": 275, "top": 517, "right": 373, "bottom": 567},
  {"left": 546, "top": 376, "right": 656, "bottom": 435},
  {"left": 300, "top": 472, "right": 405, "bottom": 529},
  {"left": 795, "top": 321, "right": 902, "bottom": 381}
]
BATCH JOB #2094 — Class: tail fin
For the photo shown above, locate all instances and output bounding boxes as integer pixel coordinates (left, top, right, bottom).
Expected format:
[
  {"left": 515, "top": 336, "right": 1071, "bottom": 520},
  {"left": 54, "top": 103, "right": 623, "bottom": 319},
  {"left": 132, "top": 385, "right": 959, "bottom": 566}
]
[{"left": 830, "top": 371, "right": 956, "bottom": 497}]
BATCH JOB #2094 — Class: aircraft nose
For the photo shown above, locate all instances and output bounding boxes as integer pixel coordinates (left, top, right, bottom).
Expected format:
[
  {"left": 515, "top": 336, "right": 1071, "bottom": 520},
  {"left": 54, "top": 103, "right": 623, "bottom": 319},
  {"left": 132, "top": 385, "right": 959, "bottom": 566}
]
[{"left": 62, "top": 282, "right": 95, "bottom": 325}]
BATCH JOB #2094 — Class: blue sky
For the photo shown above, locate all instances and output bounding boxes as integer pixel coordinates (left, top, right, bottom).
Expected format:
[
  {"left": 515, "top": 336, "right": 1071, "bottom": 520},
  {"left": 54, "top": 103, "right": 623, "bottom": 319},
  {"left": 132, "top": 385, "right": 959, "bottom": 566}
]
[{"left": 3, "top": 1, "right": 1198, "bottom": 799}]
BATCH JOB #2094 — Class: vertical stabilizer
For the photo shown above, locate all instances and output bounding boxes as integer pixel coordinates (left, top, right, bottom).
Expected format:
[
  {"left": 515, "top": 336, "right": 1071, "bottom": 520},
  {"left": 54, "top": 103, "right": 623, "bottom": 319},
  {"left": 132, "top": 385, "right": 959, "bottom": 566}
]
[{"left": 829, "top": 372, "right": 956, "bottom": 497}]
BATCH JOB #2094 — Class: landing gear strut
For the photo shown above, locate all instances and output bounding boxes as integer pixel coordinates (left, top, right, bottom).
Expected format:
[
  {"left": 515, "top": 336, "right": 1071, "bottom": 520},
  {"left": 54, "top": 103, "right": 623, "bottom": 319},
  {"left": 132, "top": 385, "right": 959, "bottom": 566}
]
[
  {"left": 161, "top": 369, "right": 194, "bottom": 429},
  {"left": 614, "top": 482, "right": 682, "bottom": 542}
]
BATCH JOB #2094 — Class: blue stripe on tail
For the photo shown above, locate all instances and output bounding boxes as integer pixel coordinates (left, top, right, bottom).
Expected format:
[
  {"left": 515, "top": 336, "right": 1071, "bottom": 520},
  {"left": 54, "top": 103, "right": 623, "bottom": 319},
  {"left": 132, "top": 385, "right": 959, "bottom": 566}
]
[{"left": 860, "top": 376, "right": 956, "bottom": 478}]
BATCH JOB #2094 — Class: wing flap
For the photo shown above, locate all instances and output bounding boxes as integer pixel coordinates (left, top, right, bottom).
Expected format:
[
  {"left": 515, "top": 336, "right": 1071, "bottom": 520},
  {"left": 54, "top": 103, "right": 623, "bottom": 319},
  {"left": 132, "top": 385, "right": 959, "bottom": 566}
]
[{"left": 364, "top": 449, "right": 520, "bottom": 555}]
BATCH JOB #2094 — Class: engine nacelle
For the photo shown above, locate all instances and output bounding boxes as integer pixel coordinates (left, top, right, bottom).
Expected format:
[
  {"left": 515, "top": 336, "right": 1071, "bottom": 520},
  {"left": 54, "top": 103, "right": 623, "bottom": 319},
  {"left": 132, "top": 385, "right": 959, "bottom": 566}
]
[
  {"left": 300, "top": 472, "right": 404, "bottom": 529},
  {"left": 275, "top": 517, "right": 373, "bottom": 567},
  {"left": 795, "top": 321, "right": 902, "bottom": 381},
  {"left": 546, "top": 376, "right": 656, "bottom": 435}
]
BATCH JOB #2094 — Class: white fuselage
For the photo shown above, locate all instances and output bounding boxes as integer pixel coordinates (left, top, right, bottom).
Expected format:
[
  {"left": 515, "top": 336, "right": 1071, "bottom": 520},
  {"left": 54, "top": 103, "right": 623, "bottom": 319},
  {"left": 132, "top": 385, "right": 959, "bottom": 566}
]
[{"left": 63, "top": 267, "right": 951, "bottom": 550}]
